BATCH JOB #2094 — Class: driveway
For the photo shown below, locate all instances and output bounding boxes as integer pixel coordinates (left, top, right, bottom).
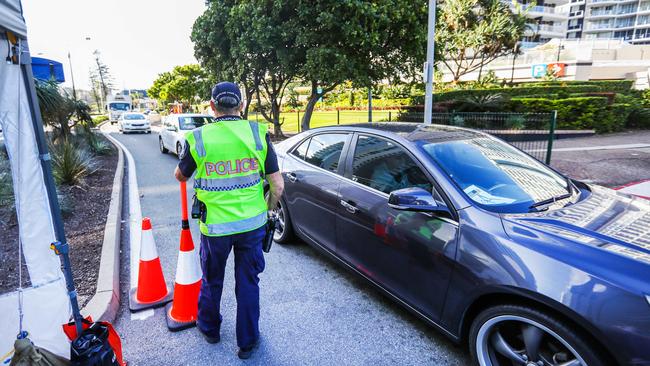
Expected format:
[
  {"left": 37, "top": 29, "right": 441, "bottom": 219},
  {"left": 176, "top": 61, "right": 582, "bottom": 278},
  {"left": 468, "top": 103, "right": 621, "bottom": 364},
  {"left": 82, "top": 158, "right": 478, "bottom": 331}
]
[{"left": 104, "top": 124, "right": 469, "bottom": 365}]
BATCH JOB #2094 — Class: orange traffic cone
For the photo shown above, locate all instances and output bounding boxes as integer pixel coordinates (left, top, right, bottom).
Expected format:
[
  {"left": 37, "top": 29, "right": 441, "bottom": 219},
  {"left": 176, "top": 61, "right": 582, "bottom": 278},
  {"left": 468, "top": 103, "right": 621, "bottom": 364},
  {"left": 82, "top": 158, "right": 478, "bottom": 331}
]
[
  {"left": 129, "top": 217, "right": 173, "bottom": 312},
  {"left": 165, "top": 181, "right": 202, "bottom": 331}
]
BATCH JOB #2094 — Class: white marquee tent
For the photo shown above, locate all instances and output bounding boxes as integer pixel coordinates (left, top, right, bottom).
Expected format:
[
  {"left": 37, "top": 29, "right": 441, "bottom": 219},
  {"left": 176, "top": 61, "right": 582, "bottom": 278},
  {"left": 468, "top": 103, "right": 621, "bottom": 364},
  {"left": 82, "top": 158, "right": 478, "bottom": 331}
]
[{"left": 0, "top": 0, "right": 74, "bottom": 361}]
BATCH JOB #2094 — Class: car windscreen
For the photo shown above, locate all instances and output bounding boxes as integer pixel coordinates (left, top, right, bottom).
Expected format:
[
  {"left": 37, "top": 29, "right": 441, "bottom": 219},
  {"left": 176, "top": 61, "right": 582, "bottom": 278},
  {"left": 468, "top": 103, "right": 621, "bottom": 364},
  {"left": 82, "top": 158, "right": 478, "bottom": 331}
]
[
  {"left": 178, "top": 116, "right": 213, "bottom": 130},
  {"left": 109, "top": 103, "right": 130, "bottom": 111},
  {"left": 124, "top": 114, "right": 145, "bottom": 120},
  {"left": 421, "top": 136, "right": 570, "bottom": 213}
]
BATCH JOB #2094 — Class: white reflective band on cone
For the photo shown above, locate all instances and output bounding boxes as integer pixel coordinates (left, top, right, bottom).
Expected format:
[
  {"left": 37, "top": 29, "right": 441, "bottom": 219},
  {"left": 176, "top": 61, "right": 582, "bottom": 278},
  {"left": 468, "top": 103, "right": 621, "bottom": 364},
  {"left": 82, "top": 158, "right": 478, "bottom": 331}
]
[
  {"left": 175, "top": 249, "right": 202, "bottom": 285},
  {"left": 140, "top": 229, "right": 159, "bottom": 261}
]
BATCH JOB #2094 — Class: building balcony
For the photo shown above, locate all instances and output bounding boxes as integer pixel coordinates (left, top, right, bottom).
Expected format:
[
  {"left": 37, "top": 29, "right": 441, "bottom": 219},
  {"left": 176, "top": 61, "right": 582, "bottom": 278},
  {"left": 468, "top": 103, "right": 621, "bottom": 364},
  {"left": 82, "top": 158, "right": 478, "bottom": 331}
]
[
  {"left": 569, "top": 10, "right": 585, "bottom": 17},
  {"left": 584, "top": 23, "right": 615, "bottom": 31},
  {"left": 519, "top": 4, "right": 569, "bottom": 19}
]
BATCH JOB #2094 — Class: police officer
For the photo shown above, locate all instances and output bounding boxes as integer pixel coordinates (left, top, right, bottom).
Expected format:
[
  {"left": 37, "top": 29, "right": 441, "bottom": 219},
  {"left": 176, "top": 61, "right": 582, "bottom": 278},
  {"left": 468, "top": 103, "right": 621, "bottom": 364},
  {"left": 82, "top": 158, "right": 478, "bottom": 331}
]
[{"left": 174, "top": 82, "right": 284, "bottom": 359}]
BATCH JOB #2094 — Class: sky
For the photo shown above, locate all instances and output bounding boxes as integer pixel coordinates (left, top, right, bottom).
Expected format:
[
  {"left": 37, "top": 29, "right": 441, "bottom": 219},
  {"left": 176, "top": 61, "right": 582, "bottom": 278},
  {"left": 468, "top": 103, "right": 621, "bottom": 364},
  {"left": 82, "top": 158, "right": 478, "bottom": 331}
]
[{"left": 22, "top": 0, "right": 207, "bottom": 92}]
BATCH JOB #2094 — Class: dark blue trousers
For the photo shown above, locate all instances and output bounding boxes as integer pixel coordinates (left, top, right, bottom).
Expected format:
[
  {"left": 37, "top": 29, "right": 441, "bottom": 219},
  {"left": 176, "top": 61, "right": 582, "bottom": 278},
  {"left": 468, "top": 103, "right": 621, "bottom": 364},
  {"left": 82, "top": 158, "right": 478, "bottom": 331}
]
[{"left": 197, "top": 226, "right": 266, "bottom": 348}]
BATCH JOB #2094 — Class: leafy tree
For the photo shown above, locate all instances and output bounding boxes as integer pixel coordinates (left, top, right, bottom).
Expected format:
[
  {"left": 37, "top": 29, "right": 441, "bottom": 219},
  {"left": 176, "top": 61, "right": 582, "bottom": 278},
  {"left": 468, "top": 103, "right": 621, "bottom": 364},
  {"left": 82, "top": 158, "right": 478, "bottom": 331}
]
[
  {"left": 436, "top": 0, "right": 528, "bottom": 82},
  {"left": 193, "top": 0, "right": 304, "bottom": 136},
  {"left": 88, "top": 69, "right": 103, "bottom": 112},
  {"left": 35, "top": 79, "right": 93, "bottom": 142},
  {"left": 147, "top": 65, "right": 214, "bottom": 108},
  {"left": 92, "top": 50, "right": 114, "bottom": 111},
  {"left": 192, "top": 0, "right": 258, "bottom": 119},
  {"left": 295, "top": 0, "right": 428, "bottom": 131}
]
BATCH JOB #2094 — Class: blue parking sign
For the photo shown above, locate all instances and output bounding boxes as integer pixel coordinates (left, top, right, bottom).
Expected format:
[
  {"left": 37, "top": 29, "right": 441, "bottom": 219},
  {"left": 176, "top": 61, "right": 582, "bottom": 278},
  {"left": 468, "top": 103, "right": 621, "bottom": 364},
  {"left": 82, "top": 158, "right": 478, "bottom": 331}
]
[{"left": 532, "top": 64, "right": 547, "bottom": 78}]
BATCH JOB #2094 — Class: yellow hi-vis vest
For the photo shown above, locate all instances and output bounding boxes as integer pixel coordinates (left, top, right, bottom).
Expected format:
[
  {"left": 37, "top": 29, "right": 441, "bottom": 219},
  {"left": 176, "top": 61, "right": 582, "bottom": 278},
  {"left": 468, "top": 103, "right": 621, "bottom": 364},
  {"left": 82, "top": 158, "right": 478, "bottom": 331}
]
[{"left": 186, "top": 120, "right": 268, "bottom": 237}]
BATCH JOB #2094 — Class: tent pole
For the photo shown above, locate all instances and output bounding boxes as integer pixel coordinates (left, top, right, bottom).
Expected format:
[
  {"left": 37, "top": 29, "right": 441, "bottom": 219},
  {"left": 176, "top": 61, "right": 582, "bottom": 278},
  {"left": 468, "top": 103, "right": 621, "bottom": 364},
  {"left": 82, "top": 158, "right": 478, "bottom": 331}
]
[{"left": 20, "top": 41, "right": 84, "bottom": 336}]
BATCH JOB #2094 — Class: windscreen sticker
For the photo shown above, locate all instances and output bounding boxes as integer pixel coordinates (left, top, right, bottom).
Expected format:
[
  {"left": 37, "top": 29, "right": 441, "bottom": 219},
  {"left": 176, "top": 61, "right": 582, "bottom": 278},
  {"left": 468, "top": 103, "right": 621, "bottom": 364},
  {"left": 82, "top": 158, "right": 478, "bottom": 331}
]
[{"left": 464, "top": 185, "right": 516, "bottom": 205}]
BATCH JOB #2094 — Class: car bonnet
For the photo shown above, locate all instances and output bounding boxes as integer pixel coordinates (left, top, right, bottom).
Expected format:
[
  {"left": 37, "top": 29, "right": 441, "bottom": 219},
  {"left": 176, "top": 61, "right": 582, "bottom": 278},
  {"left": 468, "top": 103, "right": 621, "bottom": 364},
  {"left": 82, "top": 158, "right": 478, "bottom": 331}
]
[{"left": 502, "top": 185, "right": 650, "bottom": 267}]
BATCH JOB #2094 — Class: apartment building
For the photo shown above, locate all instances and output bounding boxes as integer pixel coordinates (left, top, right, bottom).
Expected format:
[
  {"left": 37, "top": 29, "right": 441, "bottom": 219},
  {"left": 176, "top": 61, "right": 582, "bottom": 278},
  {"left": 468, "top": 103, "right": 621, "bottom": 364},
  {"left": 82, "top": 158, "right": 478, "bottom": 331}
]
[
  {"left": 567, "top": 0, "right": 650, "bottom": 43},
  {"left": 514, "top": 0, "right": 571, "bottom": 48}
]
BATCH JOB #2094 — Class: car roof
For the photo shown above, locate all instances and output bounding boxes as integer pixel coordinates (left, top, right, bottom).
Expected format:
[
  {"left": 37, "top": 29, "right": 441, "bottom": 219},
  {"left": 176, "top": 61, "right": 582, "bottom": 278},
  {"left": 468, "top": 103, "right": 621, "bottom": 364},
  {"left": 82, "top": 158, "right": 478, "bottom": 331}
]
[{"left": 312, "top": 122, "right": 487, "bottom": 144}]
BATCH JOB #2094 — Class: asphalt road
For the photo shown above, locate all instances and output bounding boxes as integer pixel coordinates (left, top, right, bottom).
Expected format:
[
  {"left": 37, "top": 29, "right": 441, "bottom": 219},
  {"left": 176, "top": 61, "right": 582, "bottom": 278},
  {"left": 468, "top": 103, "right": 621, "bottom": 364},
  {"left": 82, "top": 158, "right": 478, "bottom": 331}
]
[{"left": 105, "top": 124, "right": 469, "bottom": 366}]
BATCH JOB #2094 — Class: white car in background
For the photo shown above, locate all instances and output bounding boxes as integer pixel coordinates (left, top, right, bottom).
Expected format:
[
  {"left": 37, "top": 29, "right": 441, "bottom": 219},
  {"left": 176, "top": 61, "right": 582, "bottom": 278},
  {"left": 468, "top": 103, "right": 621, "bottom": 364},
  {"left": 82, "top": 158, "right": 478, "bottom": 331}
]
[
  {"left": 117, "top": 112, "right": 151, "bottom": 134},
  {"left": 146, "top": 110, "right": 162, "bottom": 123},
  {"left": 159, "top": 114, "right": 215, "bottom": 157}
]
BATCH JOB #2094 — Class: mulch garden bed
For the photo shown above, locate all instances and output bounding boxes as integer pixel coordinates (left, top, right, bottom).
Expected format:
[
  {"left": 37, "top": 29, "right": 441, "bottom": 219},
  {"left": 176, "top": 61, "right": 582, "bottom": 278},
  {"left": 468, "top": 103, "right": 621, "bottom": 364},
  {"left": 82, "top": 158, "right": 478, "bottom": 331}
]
[{"left": 0, "top": 143, "right": 118, "bottom": 309}]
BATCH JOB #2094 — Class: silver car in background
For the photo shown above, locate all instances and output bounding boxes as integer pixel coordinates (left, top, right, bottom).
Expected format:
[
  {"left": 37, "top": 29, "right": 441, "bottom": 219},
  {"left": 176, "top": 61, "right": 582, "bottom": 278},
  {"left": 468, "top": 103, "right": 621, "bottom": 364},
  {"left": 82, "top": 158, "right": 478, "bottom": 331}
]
[
  {"left": 158, "top": 113, "right": 215, "bottom": 157},
  {"left": 118, "top": 112, "right": 151, "bottom": 134}
]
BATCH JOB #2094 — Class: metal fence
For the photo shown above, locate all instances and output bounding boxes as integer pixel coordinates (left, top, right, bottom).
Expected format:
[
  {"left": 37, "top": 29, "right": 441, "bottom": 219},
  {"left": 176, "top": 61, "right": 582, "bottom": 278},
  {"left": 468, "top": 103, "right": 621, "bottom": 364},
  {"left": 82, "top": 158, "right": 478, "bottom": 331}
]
[{"left": 398, "top": 111, "right": 558, "bottom": 164}]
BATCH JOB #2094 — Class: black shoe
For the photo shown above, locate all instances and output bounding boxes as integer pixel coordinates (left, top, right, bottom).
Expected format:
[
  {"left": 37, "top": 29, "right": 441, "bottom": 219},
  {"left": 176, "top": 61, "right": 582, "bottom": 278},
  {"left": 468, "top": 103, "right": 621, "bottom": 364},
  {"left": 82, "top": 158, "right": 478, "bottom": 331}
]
[
  {"left": 237, "top": 340, "right": 259, "bottom": 359},
  {"left": 198, "top": 329, "right": 220, "bottom": 344}
]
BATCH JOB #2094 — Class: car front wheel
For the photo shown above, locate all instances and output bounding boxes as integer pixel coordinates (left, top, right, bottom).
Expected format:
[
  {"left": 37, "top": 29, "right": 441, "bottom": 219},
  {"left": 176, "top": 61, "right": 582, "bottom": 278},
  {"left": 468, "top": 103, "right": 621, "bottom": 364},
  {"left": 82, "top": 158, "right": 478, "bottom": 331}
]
[
  {"left": 159, "top": 137, "right": 168, "bottom": 154},
  {"left": 469, "top": 304, "right": 606, "bottom": 366}
]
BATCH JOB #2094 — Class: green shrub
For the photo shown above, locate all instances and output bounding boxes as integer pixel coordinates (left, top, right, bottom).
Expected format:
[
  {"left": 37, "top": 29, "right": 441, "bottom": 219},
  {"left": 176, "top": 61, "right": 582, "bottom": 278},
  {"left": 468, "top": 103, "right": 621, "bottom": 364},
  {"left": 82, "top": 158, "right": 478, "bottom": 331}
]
[
  {"left": 627, "top": 108, "right": 650, "bottom": 128},
  {"left": 509, "top": 97, "right": 625, "bottom": 133},
  {"left": 92, "top": 115, "right": 109, "bottom": 124},
  {"left": 504, "top": 115, "right": 526, "bottom": 130},
  {"left": 50, "top": 140, "right": 98, "bottom": 185},
  {"left": 85, "top": 133, "right": 113, "bottom": 156}
]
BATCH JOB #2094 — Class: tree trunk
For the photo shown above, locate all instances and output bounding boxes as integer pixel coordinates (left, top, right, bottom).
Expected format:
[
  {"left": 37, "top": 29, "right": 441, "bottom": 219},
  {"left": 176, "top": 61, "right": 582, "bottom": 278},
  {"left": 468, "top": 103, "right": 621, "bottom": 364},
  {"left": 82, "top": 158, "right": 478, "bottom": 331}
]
[
  {"left": 271, "top": 101, "right": 284, "bottom": 137},
  {"left": 301, "top": 93, "right": 319, "bottom": 132}
]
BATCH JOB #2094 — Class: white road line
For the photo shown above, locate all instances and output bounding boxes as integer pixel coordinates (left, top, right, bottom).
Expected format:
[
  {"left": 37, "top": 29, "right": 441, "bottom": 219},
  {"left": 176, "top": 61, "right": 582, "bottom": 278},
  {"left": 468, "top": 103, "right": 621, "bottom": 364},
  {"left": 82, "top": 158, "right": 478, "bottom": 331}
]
[
  {"left": 101, "top": 124, "right": 142, "bottom": 290},
  {"left": 528, "top": 143, "right": 650, "bottom": 153}
]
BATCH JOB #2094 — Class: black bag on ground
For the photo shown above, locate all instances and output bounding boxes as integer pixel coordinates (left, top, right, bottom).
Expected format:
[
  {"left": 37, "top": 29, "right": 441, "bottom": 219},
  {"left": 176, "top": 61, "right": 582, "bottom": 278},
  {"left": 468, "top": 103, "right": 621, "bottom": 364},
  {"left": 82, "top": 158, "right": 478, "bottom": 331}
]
[{"left": 70, "top": 322, "right": 118, "bottom": 366}]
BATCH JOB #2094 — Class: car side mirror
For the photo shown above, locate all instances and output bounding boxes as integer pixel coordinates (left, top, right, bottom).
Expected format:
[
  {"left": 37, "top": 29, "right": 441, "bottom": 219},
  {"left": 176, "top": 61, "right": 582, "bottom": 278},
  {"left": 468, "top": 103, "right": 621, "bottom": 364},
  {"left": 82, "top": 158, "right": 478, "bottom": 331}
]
[
  {"left": 166, "top": 125, "right": 177, "bottom": 131},
  {"left": 388, "top": 187, "right": 451, "bottom": 216}
]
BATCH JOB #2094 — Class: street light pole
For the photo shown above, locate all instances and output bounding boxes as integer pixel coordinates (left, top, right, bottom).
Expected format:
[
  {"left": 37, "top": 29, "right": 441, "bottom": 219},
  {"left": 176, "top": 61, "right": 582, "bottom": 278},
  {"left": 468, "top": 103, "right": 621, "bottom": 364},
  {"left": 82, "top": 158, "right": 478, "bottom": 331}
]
[
  {"left": 423, "top": 0, "right": 437, "bottom": 125},
  {"left": 67, "top": 51, "right": 77, "bottom": 100}
]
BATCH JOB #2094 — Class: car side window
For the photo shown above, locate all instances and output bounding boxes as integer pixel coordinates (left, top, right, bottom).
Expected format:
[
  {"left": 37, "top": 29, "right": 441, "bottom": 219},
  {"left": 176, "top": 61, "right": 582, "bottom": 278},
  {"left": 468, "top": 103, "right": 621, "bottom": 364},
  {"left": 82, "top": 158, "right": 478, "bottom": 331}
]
[
  {"left": 352, "top": 135, "right": 433, "bottom": 195},
  {"left": 292, "top": 138, "right": 310, "bottom": 160},
  {"left": 304, "top": 134, "right": 348, "bottom": 172}
]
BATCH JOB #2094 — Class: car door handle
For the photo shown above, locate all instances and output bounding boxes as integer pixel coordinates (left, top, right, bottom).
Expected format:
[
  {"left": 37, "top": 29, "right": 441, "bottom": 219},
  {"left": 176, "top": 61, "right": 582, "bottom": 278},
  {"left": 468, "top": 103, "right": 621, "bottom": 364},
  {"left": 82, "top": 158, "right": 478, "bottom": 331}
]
[
  {"left": 286, "top": 172, "right": 298, "bottom": 183},
  {"left": 340, "top": 200, "right": 358, "bottom": 214}
]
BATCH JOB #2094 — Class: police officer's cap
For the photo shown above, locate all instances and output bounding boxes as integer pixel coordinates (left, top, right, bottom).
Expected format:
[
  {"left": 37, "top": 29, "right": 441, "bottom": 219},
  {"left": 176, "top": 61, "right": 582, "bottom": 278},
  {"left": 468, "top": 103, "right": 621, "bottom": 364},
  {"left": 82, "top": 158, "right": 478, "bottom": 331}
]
[{"left": 211, "top": 82, "right": 242, "bottom": 108}]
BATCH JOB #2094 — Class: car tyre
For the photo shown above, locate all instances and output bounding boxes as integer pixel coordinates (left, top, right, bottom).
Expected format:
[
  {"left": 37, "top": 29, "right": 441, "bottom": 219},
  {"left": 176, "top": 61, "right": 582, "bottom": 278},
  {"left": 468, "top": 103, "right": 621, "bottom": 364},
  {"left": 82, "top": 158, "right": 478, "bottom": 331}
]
[
  {"left": 176, "top": 142, "right": 184, "bottom": 159},
  {"left": 270, "top": 196, "right": 294, "bottom": 244},
  {"left": 469, "top": 304, "right": 607, "bottom": 366},
  {"left": 159, "top": 137, "right": 168, "bottom": 154}
]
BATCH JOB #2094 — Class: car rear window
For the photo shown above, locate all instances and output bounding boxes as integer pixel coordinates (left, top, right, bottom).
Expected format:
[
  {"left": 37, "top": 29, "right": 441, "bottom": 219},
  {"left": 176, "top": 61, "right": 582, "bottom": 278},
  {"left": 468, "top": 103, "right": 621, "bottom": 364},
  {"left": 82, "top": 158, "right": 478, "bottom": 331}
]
[{"left": 179, "top": 116, "right": 213, "bottom": 130}]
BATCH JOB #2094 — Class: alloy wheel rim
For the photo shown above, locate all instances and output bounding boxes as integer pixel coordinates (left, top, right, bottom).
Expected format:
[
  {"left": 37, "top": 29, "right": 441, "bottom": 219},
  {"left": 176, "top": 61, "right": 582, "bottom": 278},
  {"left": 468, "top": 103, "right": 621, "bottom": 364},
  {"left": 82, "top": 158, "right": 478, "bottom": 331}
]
[
  {"left": 273, "top": 201, "right": 285, "bottom": 241},
  {"left": 476, "top": 315, "right": 587, "bottom": 366}
]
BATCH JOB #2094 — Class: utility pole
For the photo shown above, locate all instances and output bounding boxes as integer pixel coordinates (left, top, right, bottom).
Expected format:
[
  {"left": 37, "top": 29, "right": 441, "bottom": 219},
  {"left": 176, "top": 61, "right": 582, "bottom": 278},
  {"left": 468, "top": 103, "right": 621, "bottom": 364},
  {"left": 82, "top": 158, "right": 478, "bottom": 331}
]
[
  {"left": 423, "top": 0, "right": 437, "bottom": 125},
  {"left": 67, "top": 51, "right": 77, "bottom": 100},
  {"left": 368, "top": 87, "right": 372, "bottom": 122}
]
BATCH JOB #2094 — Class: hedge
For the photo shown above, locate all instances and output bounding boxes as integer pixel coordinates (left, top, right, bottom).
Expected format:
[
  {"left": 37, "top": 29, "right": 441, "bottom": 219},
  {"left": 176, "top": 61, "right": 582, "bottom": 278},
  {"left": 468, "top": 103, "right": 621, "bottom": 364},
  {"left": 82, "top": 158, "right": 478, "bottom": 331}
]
[
  {"left": 409, "top": 80, "right": 634, "bottom": 105},
  {"left": 509, "top": 97, "right": 626, "bottom": 133}
]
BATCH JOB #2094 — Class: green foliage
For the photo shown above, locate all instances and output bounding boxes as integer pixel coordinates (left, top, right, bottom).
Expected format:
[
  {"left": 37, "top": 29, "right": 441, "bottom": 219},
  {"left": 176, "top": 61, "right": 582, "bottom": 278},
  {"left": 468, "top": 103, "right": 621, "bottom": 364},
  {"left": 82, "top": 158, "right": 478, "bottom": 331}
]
[
  {"left": 509, "top": 97, "right": 625, "bottom": 133},
  {"left": 504, "top": 115, "right": 526, "bottom": 130},
  {"left": 35, "top": 80, "right": 93, "bottom": 142},
  {"left": 148, "top": 65, "right": 214, "bottom": 107},
  {"left": 92, "top": 115, "right": 109, "bottom": 124},
  {"left": 627, "top": 108, "right": 650, "bottom": 128},
  {"left": 50, "top": 140, "right": 98, "bottom": 186},
  {"left": 436, "top": 0, "right": 528, "bottom": 82},
  {"left": 454, "top": 93, "right": 509, "bottom": 112}
]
